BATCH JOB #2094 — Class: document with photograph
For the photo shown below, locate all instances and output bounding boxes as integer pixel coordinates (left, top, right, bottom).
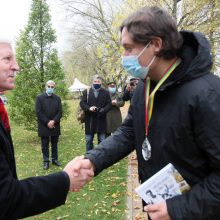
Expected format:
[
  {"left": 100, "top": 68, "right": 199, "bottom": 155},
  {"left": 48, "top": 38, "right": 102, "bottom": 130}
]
[{"left": 135, "top": 163, "right": 190, "bottom": 205}]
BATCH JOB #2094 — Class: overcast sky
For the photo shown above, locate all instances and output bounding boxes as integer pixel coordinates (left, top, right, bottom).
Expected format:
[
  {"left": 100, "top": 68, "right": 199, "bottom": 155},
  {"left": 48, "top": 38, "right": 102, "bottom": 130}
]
[{"left": 0, "top": 0, "right": 71, "bottom": 54}]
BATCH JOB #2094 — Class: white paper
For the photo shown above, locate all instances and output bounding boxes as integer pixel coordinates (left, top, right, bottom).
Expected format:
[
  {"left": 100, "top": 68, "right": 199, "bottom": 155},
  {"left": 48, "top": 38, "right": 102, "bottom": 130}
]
[{"left": 135, "top": 163, "right": 190, "bottom": 205}]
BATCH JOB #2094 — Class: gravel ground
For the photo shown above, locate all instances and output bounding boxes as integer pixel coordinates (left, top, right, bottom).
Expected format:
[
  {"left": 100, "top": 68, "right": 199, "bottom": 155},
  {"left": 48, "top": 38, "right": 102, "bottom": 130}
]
[
  {"left": 126, "top": 152, "right": 148, "bottom": 220},
  {"left": 121, "top": 103, "right": 148, "bottom": 220}
]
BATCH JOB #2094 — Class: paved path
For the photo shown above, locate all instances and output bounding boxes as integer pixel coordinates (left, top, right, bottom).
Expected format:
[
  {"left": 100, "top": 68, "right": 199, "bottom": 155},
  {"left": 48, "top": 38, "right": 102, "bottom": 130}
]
[
  {"left": 126, "top": 152, "right": 147, "bottom": 220},
  {"left": 120, "top": 104, "right": 148, "bottom": 220}
]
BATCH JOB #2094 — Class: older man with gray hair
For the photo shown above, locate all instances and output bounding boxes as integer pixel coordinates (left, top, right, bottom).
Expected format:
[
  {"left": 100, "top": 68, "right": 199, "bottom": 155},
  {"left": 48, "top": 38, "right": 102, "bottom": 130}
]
[
  {"left": 36, "top": 80, "right": 62, "bottom": 169},
  {"left": 0, "top": 34, "right": 94, "bottom": 219}
]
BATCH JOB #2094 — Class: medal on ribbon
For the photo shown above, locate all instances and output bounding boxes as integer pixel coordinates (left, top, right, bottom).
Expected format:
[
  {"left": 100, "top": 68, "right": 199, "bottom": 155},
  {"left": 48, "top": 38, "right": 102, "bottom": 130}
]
[
  {"left": 142, "top": 137, "right": 151, "bottom": 160},
  {"left": 142, "top": 58, "right": 181, "bottom": 161}
]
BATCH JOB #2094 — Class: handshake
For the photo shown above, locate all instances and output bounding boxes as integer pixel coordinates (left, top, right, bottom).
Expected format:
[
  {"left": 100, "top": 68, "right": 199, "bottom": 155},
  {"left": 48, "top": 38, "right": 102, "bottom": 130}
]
[{"left": 63, "top": 156, "right": 94, "bottom": 192}]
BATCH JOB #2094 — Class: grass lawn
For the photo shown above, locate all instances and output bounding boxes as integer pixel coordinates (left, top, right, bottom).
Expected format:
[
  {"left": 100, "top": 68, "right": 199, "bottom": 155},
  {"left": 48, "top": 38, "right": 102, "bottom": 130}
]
[{"left": 10, "top": 100, "right": 128, "bottom": 220}]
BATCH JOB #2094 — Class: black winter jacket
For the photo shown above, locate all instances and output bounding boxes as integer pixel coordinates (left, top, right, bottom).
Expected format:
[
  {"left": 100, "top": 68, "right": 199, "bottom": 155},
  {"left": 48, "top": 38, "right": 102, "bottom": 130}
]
[
  {"left": 86, "top": 31, "right": 220, "bottom": 219},
  {"left": 36, "top": 92, "right": 62, "bottom": 137},
  {"left": 80, "top": 87, "right": 111, "bottom": 134},
  {"left": 0, "top": 123, "right": 69, "bottom": 219}
]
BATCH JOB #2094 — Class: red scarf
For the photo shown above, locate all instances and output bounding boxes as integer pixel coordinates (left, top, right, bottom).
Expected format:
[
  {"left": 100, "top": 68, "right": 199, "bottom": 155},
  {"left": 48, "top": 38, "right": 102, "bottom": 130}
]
[{"left": 0, "top": 98, "right": 10, "bottom": 132}]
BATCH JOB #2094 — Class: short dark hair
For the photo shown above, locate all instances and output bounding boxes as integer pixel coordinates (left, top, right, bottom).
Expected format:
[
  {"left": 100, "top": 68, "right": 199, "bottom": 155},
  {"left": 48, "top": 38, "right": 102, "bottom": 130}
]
[
  {"left": 120, "top": 6, "right": 183, "bottom": 59},
  {"left": 107, "top": 81, "right": 116, "bottom": 86}
]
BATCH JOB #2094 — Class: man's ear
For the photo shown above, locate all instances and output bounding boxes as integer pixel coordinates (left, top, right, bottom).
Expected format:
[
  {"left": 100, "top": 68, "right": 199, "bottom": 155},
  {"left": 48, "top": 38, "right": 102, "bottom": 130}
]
[{"left": 151, "top": 37, "right": 162, "bottom": 53}]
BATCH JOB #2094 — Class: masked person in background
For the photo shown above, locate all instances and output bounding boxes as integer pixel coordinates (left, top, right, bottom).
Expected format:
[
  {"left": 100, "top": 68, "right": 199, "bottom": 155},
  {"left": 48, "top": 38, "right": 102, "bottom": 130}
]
[
  {"left": 80, "top": 75, "right": 111, "bottom": 151},
  {"left": 36, "top": 80, "right": 62, "bottom": 170},
  {"left": 106, "top": 82, "right": 124, "bottom": 137},
  {"left": 122, "top": 77, "right": 139, "bottom": 102}
]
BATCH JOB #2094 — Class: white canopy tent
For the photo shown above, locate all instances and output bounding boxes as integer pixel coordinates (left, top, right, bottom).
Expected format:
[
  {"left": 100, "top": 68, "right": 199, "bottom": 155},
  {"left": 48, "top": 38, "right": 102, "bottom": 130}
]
[{"left": 68, "top": 78, "right": 89, "bottom": 92}]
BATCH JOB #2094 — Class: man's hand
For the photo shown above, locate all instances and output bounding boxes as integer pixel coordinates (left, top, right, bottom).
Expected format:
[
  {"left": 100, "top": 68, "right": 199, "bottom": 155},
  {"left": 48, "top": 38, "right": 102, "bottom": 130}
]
[
  {"left": 144, "top": 201, "right": 171, "bottom": 220},
  {"left": 47, "top": 120, "right": 55, "bottom": 128},
  {"left": 63, "top": 156, "right": 95, "bottom": 192},
  {"left": 112, "top": 99, "right": 117, "bottom": 105},
  {"left": 126, "top": 83, "right": 132, "bottom": 91},
  {"left": 89, "top": 106, "right": 97, "bottom": 112}
]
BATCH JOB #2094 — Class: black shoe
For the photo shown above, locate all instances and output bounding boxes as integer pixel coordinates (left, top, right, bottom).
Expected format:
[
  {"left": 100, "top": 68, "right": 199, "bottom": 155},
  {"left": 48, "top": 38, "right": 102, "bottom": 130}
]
[
  {"left": 52, "top": 160, "right": 61, "bottom": 166},
  {"left": 43, "top": 162, "right": 49, "bottom": 170}
]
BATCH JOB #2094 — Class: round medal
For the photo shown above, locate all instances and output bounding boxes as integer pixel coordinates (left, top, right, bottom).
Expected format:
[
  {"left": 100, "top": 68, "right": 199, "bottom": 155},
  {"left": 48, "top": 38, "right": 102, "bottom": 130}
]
[{"left": 142, "top": 137, "right": 151, "bottom": 160}]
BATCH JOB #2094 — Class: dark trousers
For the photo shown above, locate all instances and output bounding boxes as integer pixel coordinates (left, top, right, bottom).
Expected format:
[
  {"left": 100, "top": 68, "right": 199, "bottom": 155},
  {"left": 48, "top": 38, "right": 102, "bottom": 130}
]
[
  {"left": 85, "top": 133, "right": 106, "bottom": 152},
  {"left": 41, "top": 136, "right": 59, "bottom": 162}
]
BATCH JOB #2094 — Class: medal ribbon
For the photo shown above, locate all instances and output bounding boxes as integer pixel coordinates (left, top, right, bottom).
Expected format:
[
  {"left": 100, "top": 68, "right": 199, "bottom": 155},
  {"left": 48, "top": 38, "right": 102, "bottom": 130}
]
[{"left": 145, "top": 58, "right": 181, "bottom": 136}]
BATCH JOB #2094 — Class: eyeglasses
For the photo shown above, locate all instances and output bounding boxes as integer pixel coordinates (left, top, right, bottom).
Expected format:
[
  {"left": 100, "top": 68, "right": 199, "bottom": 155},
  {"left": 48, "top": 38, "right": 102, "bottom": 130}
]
[{"left": 47, "top": 86, "right": 54, "bottom": 88}]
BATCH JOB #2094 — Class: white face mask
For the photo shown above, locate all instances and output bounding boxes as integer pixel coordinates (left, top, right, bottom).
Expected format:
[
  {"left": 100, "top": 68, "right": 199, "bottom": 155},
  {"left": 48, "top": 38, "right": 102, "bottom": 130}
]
[
  {"left": 108, "top": 87, "right": 116, "bottom": 94},
  {"left": 122, "top": 42, "right": 156, "bottom": 79}
]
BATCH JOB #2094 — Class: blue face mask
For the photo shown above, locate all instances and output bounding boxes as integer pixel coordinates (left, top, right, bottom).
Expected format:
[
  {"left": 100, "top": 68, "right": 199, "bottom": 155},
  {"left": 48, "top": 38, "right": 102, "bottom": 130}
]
[
  {"left": 108, "top": 87, "right": 116, "bottom": 94},
  {"left": 46, "top": 87, "right": 54, "bottom": 95},
  {"left": 121, "top": 42, "right": 155, "bottom": 79},
  {"left": 93, "top": 83, "right": 101, "bottom": 90}
]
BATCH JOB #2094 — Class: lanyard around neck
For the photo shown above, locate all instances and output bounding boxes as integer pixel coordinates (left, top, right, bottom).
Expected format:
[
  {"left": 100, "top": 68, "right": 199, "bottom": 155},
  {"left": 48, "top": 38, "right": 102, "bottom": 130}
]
[{"left": 145, "top": 58, "right": 181, "bottom": 135}]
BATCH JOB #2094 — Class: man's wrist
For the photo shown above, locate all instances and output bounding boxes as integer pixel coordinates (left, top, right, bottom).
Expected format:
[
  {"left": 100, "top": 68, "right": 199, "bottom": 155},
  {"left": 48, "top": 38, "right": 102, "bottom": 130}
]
[{"left": 84, "top": 157, "right": 96, "bottom": 172}]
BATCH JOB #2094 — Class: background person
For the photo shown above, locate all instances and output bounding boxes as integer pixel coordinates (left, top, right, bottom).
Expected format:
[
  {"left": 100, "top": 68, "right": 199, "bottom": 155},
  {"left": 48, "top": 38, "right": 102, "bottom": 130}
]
[
  {"left": 72, "top": 6, "right": 220, "bottom": 220},
  {"left": 122, "top": 77, "right": 139, "bottom": 102},
  {"left": 36, "top": 80, "right": 62, "bottom": 170},
  {"left": 0, "top": 34, "right": 94, "bottom": 219},
  {"left": 106, "top": 81, "right": 124, "bottom": 137},
  {"left": 80, "top": 74, "right": 111, "bottom": 151}
]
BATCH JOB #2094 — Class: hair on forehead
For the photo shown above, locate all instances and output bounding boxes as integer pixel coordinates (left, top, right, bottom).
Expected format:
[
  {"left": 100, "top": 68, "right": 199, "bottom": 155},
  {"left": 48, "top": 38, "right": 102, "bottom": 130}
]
[
  {"left": 107, "top": 81, "right": 116, "bottom": 85},
  {"left": 92, "top": 74, "right": 102, "bottom": 81},
  {"left": 46, "top": 80, "right": 55, "bottom": 86}
]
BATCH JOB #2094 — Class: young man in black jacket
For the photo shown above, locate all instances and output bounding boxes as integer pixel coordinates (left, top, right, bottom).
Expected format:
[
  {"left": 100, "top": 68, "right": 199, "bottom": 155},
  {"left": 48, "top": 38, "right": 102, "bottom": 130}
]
[
  {"left": 0, "top": 35, "right": 94, "bottom": 219},
  {"left": 73, "top": 6, "right": 220, "bottom": 220}
]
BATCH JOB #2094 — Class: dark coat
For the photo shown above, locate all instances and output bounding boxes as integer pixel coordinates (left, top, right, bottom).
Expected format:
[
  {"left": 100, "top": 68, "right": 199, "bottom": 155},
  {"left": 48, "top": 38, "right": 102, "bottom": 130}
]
[
  {"left": 0, "top": 122, "right": 69, "bottom": 219},
  {"left": 36, "top": 92, "right": 62, "bottom": 137},
  {"left": 122, "top": 88, "right": 133, "bottom": 102},
  {"left": 106, "top": 92, "right": 124, "bottom": 134},
  {"left": 85, "top": 31, "right": 220, "bottom": 219},
  {"left": 80, "top": 87, "right": 111, "bottom": 134}
]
